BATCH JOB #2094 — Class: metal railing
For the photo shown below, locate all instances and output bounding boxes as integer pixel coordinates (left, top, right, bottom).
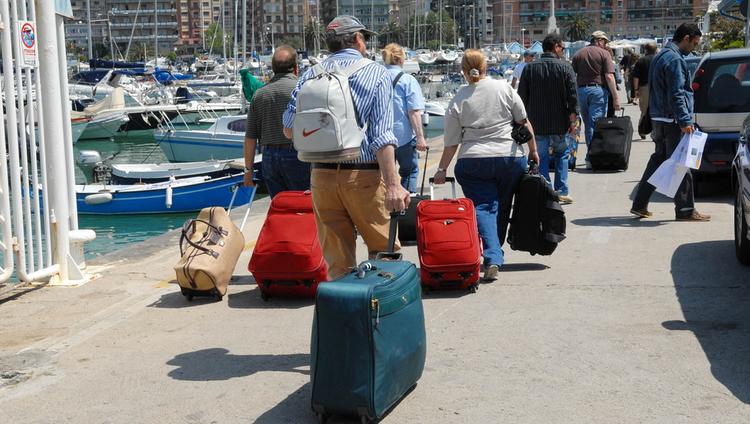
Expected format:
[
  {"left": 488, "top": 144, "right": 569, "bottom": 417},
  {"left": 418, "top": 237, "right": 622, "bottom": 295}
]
[{"left": 0, "top": 0, "right": 89, "bottom": 288}]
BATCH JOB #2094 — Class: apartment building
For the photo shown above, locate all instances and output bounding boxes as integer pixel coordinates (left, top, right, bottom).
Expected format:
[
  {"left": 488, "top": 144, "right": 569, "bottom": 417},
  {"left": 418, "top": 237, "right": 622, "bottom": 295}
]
[
  {"left": 65, "top": 0, "right": 109, "bottom": 54},
  {"left": 493, "top": 0, "right": 710, "bottom": 44},
  {"left": 175, "top": 0, "right": 234, "bottom": 51}
]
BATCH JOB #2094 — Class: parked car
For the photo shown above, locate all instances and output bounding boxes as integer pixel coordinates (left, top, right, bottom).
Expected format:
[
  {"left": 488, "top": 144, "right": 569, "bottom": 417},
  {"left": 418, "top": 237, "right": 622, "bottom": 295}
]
[
  {"left": 733, "top": 116, "right": 750, "bottom": 265},
  {"left": 685, "top": 55, "right": 701, "bottom": 79},
  {"left": 690, "top": 48, "right": 750, "bottom": 174}
]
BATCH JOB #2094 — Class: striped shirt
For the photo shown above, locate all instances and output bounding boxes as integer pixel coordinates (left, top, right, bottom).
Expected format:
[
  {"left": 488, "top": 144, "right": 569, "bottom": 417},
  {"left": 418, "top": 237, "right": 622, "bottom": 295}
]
[
  {"left": 245, "top": 73, "right": 297, "bottom": 146},
  {"left": 517, "top": 53, "right": 579, "bottom": 136},
  {"left": 282, "top": 48, "right": 397, "bottom": 163}
]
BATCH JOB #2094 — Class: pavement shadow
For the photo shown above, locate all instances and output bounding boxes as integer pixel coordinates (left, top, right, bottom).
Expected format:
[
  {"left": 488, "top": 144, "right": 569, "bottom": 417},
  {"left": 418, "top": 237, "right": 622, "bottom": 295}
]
[
  {"left": 166, "top": 348, "right": 309, "bottom": 381},
  {"left": 148, "top": 290, "right": 221, "bottom": 308},
  {"left": 227, "top": 288, "right": 313, "bottom": 309},
  {"left": 571, "top": 216, "right": 670, "bottom": 228},
  {"left": 254, "top": 382, "right": 316, "bottom": 423},
  {"left": 663, "top": 240, "right": 750, "bottom": 403},
  {"left": 500, "top": 263, "right": 550, "bottom": 272}
]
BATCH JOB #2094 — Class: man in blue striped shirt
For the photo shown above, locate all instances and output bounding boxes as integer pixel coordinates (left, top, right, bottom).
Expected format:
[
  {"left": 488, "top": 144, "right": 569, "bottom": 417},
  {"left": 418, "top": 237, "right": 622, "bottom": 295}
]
[{"left": 282, "top": 15, "right": 409, "bottom": 279}]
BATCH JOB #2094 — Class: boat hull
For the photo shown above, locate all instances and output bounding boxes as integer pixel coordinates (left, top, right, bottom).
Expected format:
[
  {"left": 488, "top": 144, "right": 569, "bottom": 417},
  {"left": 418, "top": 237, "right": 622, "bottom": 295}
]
[
  {"left": 76, "top": 174, "right": 254, "bottom": 214},
  {"left": 156, "top": 131, "right": 244, "bottom": 162}
]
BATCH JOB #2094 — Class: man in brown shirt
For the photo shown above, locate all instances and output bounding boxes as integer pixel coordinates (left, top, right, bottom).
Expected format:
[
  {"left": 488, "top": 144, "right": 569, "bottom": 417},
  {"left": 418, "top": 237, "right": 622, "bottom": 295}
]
[{"left": 572, "top": 30, "right": 620, "bottom": 168}]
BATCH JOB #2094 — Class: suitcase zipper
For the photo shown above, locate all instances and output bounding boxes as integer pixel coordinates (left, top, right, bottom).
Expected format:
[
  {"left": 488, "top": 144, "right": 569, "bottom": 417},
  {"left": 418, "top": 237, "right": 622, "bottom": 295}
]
[{"left": 371, "top": 299, "right": 380, "bottom": 327}]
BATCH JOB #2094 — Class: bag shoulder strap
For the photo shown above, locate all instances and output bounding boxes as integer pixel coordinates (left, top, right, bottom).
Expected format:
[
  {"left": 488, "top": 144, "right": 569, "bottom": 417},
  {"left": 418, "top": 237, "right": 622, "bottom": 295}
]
[
  {"left": 392, "top": 71, "right": 404, "bottom": 88},
  {"left": 310, "top": 63, "right": 327, "bottom": 77},
  {"left": 341, "top": 58, "right": 374, "bottom": 78}
]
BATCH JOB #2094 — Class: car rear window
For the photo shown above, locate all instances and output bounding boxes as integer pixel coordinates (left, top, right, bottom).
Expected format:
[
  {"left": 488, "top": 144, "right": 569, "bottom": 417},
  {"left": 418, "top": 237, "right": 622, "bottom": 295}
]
[{"left": 694, "top": 59, "right": 750, "bottom": 113}]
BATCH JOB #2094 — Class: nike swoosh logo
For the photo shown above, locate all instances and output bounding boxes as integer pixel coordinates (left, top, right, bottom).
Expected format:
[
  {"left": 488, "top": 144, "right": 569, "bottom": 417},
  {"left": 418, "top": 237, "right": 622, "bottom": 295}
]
[{"left": 302, "top": 128, "right": 321, "bottom": 137}]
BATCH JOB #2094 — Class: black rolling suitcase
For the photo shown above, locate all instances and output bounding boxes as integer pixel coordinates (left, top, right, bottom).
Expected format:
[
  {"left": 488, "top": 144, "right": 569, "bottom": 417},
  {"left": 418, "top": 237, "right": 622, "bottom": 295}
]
[
  {"left": 507, "top": 164, "right": 566, "bottom": 256},
  {"left": 397, "top": 147, "right": 429, "bottom": 246},
  {"left": 589, "top": 111, "right": 633, "bottom": 171}
]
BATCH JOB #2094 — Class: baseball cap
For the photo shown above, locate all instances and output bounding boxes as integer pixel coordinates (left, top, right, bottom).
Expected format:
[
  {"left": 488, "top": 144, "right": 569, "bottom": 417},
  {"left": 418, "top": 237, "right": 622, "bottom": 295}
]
[
  {"left": 523, "top": 50, "right": 536, "bottom": 57},
  {"left": 326, "top": 15, "right": 378, "bottom": 36},
  {"left": 591, "top": 31, "right": 610, "bottom": 42}
]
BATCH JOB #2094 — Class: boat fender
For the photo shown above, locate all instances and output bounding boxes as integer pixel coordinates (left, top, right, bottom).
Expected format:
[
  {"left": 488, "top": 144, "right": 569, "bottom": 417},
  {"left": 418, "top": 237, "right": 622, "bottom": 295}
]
[
  {"left": 422, "top": 111, "right": 430, "bottom": 127},
  {"left": 84, "top": 191, "right": 113, "bottom": 205},
  {"left": 165, "top": 176, "right": 175, "bottom": 208}
]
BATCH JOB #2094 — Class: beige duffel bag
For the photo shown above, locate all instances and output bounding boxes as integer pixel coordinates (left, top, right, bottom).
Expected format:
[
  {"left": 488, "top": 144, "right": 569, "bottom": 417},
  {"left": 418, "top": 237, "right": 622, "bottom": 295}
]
[{"left": 174, "top": 207, "right": 245, "bottom": 301}]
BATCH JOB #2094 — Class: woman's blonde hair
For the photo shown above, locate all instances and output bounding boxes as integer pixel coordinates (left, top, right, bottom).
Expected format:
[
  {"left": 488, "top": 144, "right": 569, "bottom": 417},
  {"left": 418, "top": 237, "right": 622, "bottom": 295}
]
[
  {"left": 382, "top": 43, "right": 405, "bottom": 65},
  {"left": 461, "top": 49, "right": 487, "bottom": 84}
]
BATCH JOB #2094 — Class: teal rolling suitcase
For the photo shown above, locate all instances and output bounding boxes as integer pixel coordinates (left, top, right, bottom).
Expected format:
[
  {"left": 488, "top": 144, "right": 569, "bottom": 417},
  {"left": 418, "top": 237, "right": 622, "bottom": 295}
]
[{"left": 311, "top": 215, "right": 426, "bottom": 423}]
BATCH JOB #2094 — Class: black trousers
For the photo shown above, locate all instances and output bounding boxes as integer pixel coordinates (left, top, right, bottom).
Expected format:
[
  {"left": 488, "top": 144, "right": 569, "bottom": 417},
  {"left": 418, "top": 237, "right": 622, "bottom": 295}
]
[{"left": 632, "top": 121, "right": 695, "bottom": 217}]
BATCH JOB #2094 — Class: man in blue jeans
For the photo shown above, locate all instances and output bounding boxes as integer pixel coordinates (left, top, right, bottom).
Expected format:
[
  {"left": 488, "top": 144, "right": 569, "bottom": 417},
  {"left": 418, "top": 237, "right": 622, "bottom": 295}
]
[
  {"left": 244, "top": 46, "right": 310, "bottom": 197},
  {"left": 572, "top": 30, "right": 620, "bottom": 168},
  {"left": 518, "top": 33, "right": 578, "bottom": 204}
]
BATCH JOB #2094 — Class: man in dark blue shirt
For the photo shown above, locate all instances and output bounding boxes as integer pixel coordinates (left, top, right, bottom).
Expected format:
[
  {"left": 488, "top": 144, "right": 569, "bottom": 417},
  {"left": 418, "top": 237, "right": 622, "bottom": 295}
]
[{"left": 518, "top": 34, "right": 578, "bottom": 204}]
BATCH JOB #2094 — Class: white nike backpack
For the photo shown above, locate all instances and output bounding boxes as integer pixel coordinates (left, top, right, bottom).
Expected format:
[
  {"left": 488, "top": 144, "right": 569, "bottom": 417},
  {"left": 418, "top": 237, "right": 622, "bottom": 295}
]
[{"left": 292, "top": 58, "right": 373, "bottom": 163}]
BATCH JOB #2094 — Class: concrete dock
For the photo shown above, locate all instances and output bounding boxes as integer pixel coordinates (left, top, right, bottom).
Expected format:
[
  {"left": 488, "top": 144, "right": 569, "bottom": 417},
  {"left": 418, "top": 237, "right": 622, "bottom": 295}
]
[{"left": 1, "top": 104, "right": 749, "bottom": 423}]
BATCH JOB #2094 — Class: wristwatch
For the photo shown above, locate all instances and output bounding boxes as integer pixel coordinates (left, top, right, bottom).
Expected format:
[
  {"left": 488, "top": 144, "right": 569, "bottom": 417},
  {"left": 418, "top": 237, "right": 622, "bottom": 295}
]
[{"left": 437, "top": 167, "right": 446, "bottom": 173}]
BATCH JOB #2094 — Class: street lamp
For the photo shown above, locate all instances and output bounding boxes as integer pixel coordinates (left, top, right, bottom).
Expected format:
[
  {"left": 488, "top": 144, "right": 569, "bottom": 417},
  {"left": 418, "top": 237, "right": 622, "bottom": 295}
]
[{"left": 266, "top": 25, "right": 275, "bottom": 53}]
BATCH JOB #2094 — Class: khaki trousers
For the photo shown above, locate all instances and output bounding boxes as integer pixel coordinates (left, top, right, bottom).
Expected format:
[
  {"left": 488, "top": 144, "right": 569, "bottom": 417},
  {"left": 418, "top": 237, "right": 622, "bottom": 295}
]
[{"left": 311, "top": 168, "right": 399, "bottom": 280}]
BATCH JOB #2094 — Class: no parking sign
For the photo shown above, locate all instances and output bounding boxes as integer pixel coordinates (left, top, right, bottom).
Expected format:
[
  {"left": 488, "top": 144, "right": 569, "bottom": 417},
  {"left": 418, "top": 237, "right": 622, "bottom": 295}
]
[{"left": 17, "top": 20, "right": 37, "bottom": 68}]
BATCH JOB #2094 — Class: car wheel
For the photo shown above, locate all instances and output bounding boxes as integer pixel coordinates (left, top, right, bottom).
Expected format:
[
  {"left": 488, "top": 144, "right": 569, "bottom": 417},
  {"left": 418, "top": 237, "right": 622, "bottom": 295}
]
[{"left": 735, "top": 185, "right": 750, "bottom": 265}]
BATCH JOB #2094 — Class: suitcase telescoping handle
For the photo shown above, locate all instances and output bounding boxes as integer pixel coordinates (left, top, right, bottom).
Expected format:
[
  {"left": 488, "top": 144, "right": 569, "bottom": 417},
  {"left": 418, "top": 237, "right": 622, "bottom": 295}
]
[
  {"left": 227, "top": 180, "right": 259, "bottom": 232},
  {"left": 372, "top": 212, "right": 403, "bottom": 262},
  {"left": 428, "top": 176, "right": 457, "bottom": 200},
  {"left": 418, "top": 146, "right": 429, "bottom": 197}
]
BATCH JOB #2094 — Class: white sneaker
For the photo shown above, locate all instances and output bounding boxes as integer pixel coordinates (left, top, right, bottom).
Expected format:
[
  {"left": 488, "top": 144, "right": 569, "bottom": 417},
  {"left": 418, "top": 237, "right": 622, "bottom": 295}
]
[{"left": 483, "top": 264, "right": 499, "bottom": 281}]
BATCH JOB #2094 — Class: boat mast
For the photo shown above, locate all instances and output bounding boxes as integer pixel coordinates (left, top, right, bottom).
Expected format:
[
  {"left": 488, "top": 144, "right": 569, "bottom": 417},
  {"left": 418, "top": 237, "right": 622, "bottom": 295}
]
[
  {"left": 221, "top": 0, "right": 227, "bottom": 75},
  {"left": 242, "top": 0, "right": 247, "bottom": 62},
  {"left": 154, "top": 0, "right": 158, "bottom": 62},
  {"left": 86, "top": 0, "right": 93, "bottom": 58},
  {"left": 251, "top": 0, "right": 256, "bottom": 59}
]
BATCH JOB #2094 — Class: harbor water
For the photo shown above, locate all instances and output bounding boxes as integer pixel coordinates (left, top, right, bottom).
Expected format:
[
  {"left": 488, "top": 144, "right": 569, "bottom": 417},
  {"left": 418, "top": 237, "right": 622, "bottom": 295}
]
[{"left": 77, "top": 127, "right": 444, "bottom": 259}]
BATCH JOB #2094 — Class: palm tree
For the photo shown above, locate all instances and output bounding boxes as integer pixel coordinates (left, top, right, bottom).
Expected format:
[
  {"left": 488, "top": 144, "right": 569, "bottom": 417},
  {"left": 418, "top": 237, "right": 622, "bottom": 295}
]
[{"left": 564, "top": 14, "right": 592, "bottom": 42}]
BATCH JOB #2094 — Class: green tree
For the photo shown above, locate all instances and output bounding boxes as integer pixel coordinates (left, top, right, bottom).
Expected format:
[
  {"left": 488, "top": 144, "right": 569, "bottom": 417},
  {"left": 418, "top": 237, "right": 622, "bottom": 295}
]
[
  {"left": 304, "top": 21, "right": 326, "bottom": 53},
  {"left": 277, "top": 35, "right": 303, "bottom": 50},
  {"left": 204, "top": 22, "right": 234, "bottom": 55},
  {"left": 708, "top": 12, "right": 744, "bottom": 51},
  {"left": 408, "top": 11, "right": 456, "bottom": 48},
  {"left": 564, "top": 14, "right": 592, "bottom": 42},
  {"left": 380, "top": 21, "right": 407, "bottom": 47}
]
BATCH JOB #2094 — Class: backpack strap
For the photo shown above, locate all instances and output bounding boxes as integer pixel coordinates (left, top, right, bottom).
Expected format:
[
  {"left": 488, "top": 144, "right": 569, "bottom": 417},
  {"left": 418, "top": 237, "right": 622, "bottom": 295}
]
[
  {"left": 310, "top": 63, "right": 326, "bottom": 77},
  {"left": 392, "top": 71, "right": 404, "bottom": 88},
  {"left": 341, "top": 58, "right": 374, "bottom": 78}
]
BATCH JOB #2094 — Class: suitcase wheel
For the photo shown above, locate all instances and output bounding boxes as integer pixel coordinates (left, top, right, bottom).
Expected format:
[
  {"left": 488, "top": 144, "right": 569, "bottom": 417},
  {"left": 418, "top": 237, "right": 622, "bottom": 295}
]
[
  {"left": 316, "top": 413, "right": 329, "bottom": 424},
  {"left": 260, "top": 291, "right": 270, "bottom": 302},
  {"left": 180, "top": 288, "right": 194, "bottom": 302},
  {"left": 469, "top": 284, "right": 479, "bottom": 294},
  {"left": 360, "top": 416, "right": 377, "bottom": 424},
  {"left": 214, "top": 294, "right": 223, "bottom": 302},
  {"left": 421, "top": 285, "right": 431, "bottom": 295}
]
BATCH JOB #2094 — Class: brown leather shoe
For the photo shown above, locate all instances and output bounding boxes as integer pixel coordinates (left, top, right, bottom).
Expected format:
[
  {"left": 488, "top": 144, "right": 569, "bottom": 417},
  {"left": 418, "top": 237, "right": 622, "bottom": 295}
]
[
  {"left": 676, "top": 211, "right": 711, "bottom": 222},
  {"left": 630, "top": 208, "right": 653, "bottom": 218}
]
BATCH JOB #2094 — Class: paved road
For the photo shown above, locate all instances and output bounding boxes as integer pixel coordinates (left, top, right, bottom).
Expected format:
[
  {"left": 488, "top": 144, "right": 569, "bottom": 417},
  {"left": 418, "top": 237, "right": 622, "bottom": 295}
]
[{"left": 1, "top": 104, "right": 749, "bottom": 423}]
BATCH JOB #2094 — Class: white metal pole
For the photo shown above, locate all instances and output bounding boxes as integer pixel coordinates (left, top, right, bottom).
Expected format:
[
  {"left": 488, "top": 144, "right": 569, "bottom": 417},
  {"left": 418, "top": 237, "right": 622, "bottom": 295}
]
[
  {"left": 9, "top": 0, "right": 35, "bottom": 271},
  {"left": 27, "top": 0, "right": 53, "bottom": 266},
  {"left": 37, "top": 0, "right": 74, "bottom": 282},
  {"left": 57, "top": 11, "right": 79, "bottom": 232}
]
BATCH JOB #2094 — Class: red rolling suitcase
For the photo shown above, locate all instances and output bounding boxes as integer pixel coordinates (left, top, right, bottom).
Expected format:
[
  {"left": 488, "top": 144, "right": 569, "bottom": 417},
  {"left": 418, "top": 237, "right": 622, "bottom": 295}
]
[
  {"left": 416, "top": 177, "right": 482, "bottom": 293},
  {"left": 248, "top": 191, "right": 328, "bottom": 300}
]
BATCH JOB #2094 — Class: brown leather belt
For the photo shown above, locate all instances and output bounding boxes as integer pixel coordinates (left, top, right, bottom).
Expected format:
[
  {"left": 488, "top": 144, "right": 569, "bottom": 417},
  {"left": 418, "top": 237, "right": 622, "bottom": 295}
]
[
  {"left": 312, "top": 163, "right": 380, "bottom": 170},
  {"left": 263, "top": 144, "right": 296, "bottom": 150}
]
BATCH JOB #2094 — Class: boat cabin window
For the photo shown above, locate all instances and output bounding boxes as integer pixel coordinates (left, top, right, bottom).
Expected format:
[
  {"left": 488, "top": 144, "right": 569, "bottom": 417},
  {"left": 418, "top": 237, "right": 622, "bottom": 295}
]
[{"left": 228, "top": 119, "right": 247, "bottom": 133}]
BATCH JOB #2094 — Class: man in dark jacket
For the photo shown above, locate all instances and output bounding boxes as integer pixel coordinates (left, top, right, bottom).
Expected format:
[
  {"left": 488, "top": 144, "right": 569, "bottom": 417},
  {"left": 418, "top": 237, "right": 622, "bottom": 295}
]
[
  {"left": 518, "top": 33, "right": 578, "bottom": 204},
  {"left": 632, "top": 42, "right": 657, "bottom": 138},
  {"left": 631, "top": 23, "right": 710, "bottom": 222}
]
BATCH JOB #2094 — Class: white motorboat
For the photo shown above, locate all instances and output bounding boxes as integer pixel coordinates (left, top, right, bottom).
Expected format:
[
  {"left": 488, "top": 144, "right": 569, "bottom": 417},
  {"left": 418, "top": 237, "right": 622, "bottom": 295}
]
[
  {"left": 437, "top": 50, "right": 459, "bottom": 63},
  {"left": 72, "top": 110, "right": 130, "bottom": 141},
  {"left": 155, "top": 115, "right": 251, "bottom": 162},
  {"left": 403, "top": 59, "right": 421, "bottom": 74},
  {"left": 422, "top": 101, "right": 446, "bottom": 132},
  {"left": 416, "top": 50, "right": 437, "bottom": 65}
]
